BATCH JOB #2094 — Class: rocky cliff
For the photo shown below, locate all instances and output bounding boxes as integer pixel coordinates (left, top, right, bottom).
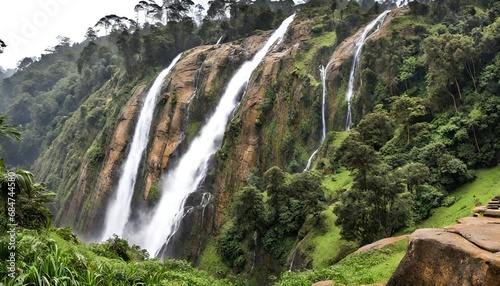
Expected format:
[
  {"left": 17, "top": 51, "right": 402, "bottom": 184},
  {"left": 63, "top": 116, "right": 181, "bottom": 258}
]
[
  {"left": 387, "top": 217, "right": 500, "bottom": 286},
  {"left": 33, "top": 3, "right": 408, "bottom": 270}
]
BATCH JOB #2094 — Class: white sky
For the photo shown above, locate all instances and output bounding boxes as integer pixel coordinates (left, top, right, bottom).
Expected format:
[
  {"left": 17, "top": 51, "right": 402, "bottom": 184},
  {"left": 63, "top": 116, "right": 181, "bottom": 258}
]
[{"left": 0, "top": 0, "right": 149, "bottom": 69}]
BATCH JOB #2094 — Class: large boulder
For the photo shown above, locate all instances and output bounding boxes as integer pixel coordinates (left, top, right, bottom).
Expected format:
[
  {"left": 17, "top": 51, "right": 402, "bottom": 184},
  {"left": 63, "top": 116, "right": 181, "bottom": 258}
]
[{"left": 387, "top": 218, "right": 500, "bottom": 286}]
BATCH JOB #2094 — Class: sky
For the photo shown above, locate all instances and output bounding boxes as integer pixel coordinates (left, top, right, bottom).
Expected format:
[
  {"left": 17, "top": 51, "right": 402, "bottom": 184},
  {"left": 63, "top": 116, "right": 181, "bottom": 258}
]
[{"left": 0, "top": 0, "right": 150, "bottom": 69}]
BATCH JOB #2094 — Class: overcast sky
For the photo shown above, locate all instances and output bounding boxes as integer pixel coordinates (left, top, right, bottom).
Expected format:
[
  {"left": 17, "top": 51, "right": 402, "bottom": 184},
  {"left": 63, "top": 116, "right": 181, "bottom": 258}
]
[{"left": 0, "top": 0, "right": 153, "bottom": 69}]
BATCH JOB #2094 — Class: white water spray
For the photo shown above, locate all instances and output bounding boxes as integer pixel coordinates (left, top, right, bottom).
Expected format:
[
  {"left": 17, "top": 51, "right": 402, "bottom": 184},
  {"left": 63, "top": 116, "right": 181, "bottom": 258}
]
[
  {"left": 304, "top": 62, "right": 331, "bottom": 171},
  {"left": 132, "top": 14, "right": 295, "bottom": 256},
  {"left": 100, "top": 54, "right": 182, "bottom": 241},
  {"left": 216, "top": 35, "right": 224, "bottom": 45},
  {"left": 345, "top": 11, "right": 389, "bottom": 131}
]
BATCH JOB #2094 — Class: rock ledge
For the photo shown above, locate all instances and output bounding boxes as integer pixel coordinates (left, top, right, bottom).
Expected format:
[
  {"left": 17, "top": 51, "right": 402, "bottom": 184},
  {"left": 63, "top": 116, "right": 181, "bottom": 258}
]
[{"left": 387, "top": 217, "right": 500, "bottom": 286}]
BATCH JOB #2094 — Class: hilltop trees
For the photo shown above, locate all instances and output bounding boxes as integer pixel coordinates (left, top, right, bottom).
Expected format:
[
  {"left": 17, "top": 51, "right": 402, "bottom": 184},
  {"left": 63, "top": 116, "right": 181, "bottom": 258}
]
[{"left": 0, "top": 39, "right": 5, "bottom": 53}]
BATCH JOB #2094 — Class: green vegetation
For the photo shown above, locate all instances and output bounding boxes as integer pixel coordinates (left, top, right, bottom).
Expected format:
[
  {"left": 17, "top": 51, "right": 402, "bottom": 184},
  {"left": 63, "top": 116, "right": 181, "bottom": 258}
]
[
  {"left": 333, "top": 0, "right": 500, "bottom": 246},
  {"left": 2, "top": 0, "right": 500, "bottom": 285},
  {"left": 276, "top": 239, "right": 407, "bottom": 286},
  {"left": 412, "top": 166, "right": 500, "bottom": 230},
  {"left": 0, "top": 228, "right": 235, "bottom": 285}
]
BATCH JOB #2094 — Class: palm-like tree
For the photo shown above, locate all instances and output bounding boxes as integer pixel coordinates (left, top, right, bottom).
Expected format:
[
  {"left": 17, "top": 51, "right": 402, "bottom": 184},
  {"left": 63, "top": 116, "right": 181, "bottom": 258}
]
[
  {"left": 0, "top": 115, "right": 21, "bottom": 141},
  {"left": 0, "top": 115, "right": 55, "bottom": 227}
]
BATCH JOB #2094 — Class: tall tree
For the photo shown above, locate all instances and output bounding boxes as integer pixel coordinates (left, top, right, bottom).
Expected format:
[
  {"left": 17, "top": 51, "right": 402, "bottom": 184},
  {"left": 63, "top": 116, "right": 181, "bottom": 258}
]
[
  {"left": 0, "top": 39, "right": 6, "bottom": 53},
  {"left": 390, "top": 94, "right": 426, "bottom": 145}
]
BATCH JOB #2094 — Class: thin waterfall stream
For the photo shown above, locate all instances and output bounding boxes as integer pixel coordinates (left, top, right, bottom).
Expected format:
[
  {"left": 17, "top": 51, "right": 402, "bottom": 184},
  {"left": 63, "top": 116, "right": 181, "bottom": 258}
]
[
  {"left": 100, "top": 54, "right": 182, "bottom": 241},
  {"left": 304, "top": 62, "right": 331, "bottom": 171},
  {"left": 130, "top": 14, "right": 296, "bottom": 257},
  {"left": 345, "top": 11, "right": 389, "bottom": 131}
]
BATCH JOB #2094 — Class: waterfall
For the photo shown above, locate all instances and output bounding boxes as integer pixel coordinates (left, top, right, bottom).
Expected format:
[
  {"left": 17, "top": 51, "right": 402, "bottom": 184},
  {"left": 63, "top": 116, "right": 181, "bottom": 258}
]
[
  {"left": 304, "top": 62, "right": 331, "bottom": 171},
  {"left": 345, "top": 11, "right": 389, "bottom": 131},
  {"left": 289, "top": 250, "right": 297, "bottom": 271},
  {"left": 100, "top": 54, "right": 182, "bottom": 241},
  {"left": 196, "top": 193, "right": 212, "bottom": 259},
  {"left": 216, "top": 35, "right": 224, "bottom": 45},
  {"left": 132, "top": 14, "right": 296, "bottom": 257},
  {"left": 251, "top": 231, "right": 258, "bottom": 272}
]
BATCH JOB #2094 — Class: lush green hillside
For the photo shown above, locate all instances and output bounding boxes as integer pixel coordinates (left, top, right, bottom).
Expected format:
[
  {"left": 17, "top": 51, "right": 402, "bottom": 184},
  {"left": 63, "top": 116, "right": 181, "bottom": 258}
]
[{"left": 1, "top": 0, "right": 499, "bottom": 285}]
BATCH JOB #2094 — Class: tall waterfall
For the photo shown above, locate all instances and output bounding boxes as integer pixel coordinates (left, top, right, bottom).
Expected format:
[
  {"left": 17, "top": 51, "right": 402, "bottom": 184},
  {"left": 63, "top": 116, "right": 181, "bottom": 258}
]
[
  {"left": 304, "top": 62, "right": 331, "bottom": 171},
  {"left": 100, "top": 54, "right": 182, "bottom": 241},
  {"left": 345, "top": 11, "right": 389, "bottom": 131},
  {"left": 132, "top": 14, "right": 296, "bottom": 257}
]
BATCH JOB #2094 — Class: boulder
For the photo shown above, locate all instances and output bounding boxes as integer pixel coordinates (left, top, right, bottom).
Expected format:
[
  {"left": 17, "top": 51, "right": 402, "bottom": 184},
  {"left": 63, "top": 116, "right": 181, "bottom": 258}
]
[
  {"left": 355, "top": 235, "right": 408, "bottom": 254},
  {"left": 311, "top": 281, "right": 333, "bottom": 286},
  {"left": 387, "top": 218, "right": 500, "bottom": 286}
]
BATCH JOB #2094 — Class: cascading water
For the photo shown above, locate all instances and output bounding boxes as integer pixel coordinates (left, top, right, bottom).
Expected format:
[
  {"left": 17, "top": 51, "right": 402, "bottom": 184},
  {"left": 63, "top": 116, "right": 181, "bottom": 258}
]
[
  {"left": 100, "top": 54, "right": 182, "bottom": 241},
  {"left": 196, "top": 193, "right": 212, "bottom": 259},
  {"left": 131, "top": 14, "right": 296, "bottom": 257},
  {"left": 304, "top": 62, "right": 332, "bottom": 171},
  {"left": 345, "top": 11, "right": 389, "bottom": 131},
  {"left": 251, "top": 231, "right": 258, "bottom": 272},
  {"left": 216, "top": 35, "right": 224, "bottom": 45}
]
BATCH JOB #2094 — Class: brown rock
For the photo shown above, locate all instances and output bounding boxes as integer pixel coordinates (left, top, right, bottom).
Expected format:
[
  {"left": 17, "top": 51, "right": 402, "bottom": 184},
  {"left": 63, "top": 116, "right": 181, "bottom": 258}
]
[
  {"left": 458, "top": 216, "right": 500, "bottom": 225},
  {"left": 311, "top": 281, "right": 333, "bottom": 286},
  {"left": 473, "top": 206, "right": 487, "bottom": 213},
  {"left": 387, "top": 224, "right": 500, "bottom": 286},
  {"left": 355, "top": 235, "right": 408, "bottom": 254},
  {"left": 445, "top": 224, "right": 500, "bottom": 252},
  {"left": 485, "top": 209, "right": 500, "bottom": 217}
]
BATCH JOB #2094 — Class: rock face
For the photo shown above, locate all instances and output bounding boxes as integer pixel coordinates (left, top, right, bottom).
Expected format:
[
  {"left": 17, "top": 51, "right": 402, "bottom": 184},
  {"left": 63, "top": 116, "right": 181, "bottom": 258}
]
[
  {"left": 387, "top": 217, "right": 500, "bottom": 286},
  {"left": 354, "top": 235, "right": 408, "bottom": 254}
]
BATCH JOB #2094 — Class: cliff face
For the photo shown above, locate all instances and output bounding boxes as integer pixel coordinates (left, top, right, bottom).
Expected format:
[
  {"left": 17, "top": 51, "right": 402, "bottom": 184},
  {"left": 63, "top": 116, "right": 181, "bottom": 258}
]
[
  {"left": 35, "top": 32, "right": 271, "bottom": 238},
  {"left": 35, "top": 5, "right": 407, "bottom": 269},
  {"left": 387, "top": 217, "right": 500, "bottom": 286}
]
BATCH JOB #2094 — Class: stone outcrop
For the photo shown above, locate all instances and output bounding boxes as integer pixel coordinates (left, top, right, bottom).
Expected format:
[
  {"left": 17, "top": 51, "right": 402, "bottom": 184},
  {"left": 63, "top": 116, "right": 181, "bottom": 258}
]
[
  {"left": 354, "top": 235, "right": 408, "bottom": 254},
  {"left": 387, "top": 217, "right": 500, "bottom": 286}
]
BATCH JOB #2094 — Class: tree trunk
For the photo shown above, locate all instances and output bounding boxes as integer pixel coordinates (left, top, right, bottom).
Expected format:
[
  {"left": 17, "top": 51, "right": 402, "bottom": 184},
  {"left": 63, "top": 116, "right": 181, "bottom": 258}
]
[
  {"left": 472, "top": 125, "right": 480, "bottom": 153},
  {"left": 407, "top": 119, "right": 410, "bottom": 145},
  {"left": 447, "top": 91, "right": 458, "bottom": 112},
  {"left": 455, "top": 79, "right": 463, "bottom": 100}
]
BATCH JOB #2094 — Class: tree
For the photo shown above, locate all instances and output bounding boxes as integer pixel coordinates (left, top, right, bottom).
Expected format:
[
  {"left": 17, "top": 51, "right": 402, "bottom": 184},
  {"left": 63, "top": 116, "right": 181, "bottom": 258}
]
[
  {"left": 232, "top": 185, "right": 266, "bottom": 233},
  {"left": 339, "top": 131, "right": 380, "bottom": 191},
  {"left": 390, "top": 94, "right": 426, "bottom": 145},
  {"left": 356, "top": 109, "right": 395, "bottom": 151},
  {"left": 16, "top": 57, "right": 34, "bottom": 71},
  {"left": 263, "top": 166, "right": 286, "bottom": 220},
  {"left": 396, "top": 162, "right": 430, "bottom": 195},
  {"left": 0, "top": 39, "right": 6, "bottom": 53},
  {"left": 334, "top": 164, "right": 406, "bottom": 244},
  {"left": 163, "top": 0, "right": 194, "bottom": 23},
  {"left": 84, "top": 27, "right": 98, "bottom": 42},
  {"left": 207, "top": 0, "right": 229, "bottom": 21},
  {"left": 288, "top": 171, "right": 325, "bottom": 220},
  {"left": 424, "top": 33, "right": 477, "bottom": 112},
  {"left": 0, "top": 118, "right": 54, "bottom": 228},
  {"left": 0, "top": 116, "right": 21, "bottom": 141}
]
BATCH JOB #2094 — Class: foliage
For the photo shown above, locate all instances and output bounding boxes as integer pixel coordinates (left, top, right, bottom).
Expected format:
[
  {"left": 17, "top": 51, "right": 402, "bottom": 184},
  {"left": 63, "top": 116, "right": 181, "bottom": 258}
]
[
  {"left": 275, "top": 239, "right": 408, "bottom": 286},
  {"left": 0, "top": 229, "right": 234, "bottom": 286}
]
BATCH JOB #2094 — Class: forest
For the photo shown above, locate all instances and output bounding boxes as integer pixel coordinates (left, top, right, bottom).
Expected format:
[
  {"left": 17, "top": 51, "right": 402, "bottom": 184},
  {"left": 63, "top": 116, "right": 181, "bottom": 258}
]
[{"left": 1, "top": 0, "right": 499, "bottom": 285}]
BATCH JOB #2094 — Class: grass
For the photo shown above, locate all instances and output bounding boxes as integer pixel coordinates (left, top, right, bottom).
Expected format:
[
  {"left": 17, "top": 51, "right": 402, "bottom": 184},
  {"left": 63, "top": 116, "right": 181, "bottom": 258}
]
[
  {"left": 197, "top": 238, "right": 231, "bottom": 277},
  {"left": 293, "top": 30, "right": 337, "bottom": 87},
  {"left": 410, "top": 167, "right": 500, "bottom": 230},
  {"left": 300, "top": 206, "right": 357, "bottom": 270},
  {"left": 276, "top": 239, "right": 407, "bottom": 286},
  {"left": 0, "top": 228, "right": 234, "bottom": 286}
]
